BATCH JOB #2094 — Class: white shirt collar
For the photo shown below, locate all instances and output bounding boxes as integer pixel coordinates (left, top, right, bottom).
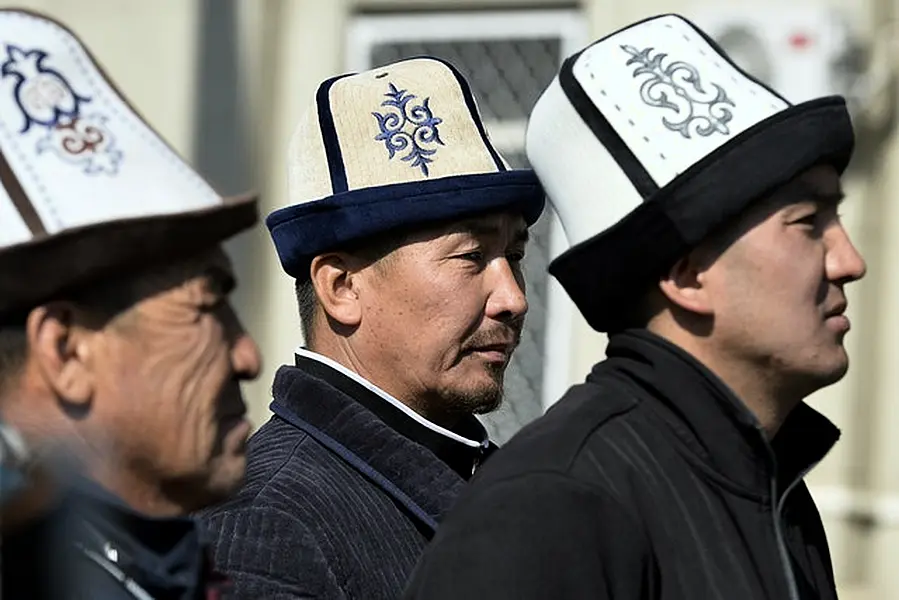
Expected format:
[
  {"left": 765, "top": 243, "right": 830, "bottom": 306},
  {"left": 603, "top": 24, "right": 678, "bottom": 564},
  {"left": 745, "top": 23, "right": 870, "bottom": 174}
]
[{"left": 294, "top": 347, "right": 483, "bottom": 448}]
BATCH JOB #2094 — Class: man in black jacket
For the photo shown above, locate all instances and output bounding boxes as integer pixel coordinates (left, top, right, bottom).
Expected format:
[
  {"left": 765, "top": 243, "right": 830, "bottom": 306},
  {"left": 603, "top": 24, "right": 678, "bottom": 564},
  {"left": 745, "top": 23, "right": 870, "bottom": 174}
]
[
  {"left": 0, "top": 9, "right": 261, "bottom": 599},
  {"left": 200, "top": 57, "right": 545, "bottom": 599},
  {"left": 405, "top": 14, "right": 866, "bottom": 600}
]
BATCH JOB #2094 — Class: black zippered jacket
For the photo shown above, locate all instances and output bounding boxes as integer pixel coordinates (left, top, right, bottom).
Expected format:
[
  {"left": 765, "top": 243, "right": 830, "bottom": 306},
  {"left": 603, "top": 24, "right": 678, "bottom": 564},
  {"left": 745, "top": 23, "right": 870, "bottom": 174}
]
[{"left": 404, "top": 330, "right": 840, "bottom": 600}]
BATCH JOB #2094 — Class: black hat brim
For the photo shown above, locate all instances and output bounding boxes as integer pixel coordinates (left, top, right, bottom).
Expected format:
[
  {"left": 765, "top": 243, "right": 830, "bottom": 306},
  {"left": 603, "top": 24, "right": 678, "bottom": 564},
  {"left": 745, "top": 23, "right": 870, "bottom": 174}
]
[
  {"left": 0, "top": 194, "right": 258, "bottom": 317},
  {"left": 548, "top": 96, "right": 854, "bottom": 333}
]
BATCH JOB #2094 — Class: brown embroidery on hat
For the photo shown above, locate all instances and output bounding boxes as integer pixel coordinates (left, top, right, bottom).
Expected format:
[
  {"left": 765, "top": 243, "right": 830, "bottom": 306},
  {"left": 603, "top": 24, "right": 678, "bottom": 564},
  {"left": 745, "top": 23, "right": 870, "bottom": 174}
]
[{"left": 1, "top": 44, "right": 123, "bottom": 175}]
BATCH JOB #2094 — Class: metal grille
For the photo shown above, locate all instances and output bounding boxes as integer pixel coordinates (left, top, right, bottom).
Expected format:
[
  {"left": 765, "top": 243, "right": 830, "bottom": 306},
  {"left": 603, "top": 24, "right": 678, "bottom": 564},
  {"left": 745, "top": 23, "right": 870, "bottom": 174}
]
[
  {"left": 369, "top": 39, "right": 561, "bottom": 443},
  {"left": 370, "top": 39, "right": 561, "bottom": 122}
]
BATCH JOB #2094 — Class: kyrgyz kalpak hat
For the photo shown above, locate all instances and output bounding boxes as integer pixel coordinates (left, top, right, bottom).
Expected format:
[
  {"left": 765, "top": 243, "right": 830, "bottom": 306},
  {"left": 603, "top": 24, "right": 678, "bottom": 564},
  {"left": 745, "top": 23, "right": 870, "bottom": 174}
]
[
  {"left": 0, "top": 9, "right": 257, "bottom": 317},
  {"left": 267, "top": 57, "right": 545, "bottom": 280},
  {"left": 526, "top": 14, "right": 853, "bottom": 332}
]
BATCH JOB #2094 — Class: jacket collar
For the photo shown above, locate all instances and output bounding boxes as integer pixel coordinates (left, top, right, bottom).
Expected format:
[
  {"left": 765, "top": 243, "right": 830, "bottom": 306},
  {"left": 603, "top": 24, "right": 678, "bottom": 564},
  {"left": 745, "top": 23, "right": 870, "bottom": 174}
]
[
  {"left": 598, "top": 330, "right": 840, "bottom": 498},
  {"left": 294, "top": 348, "right": 492, "bottom": 475},
  {"left": 271, "top": 358, "right": 482, "bottom": 526},
  {"left": 65, "top": 480, "right": 213, "bottom": 599}
]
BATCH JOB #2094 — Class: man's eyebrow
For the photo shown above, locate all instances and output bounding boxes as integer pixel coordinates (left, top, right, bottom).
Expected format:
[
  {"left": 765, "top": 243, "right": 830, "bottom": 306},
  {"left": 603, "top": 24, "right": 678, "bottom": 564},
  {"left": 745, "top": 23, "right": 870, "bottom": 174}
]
[
  {"left": 205, "top": 265, "right": 236, "bottom": 295},
  {"left": 458, "top": 221, "right": 530, "bottom": 243},
  {"left": 514, "top": 227, "right": 530, "bottom": 244},
  {"left": 791, "top": 180, "right": 845, "bottom": 206}
]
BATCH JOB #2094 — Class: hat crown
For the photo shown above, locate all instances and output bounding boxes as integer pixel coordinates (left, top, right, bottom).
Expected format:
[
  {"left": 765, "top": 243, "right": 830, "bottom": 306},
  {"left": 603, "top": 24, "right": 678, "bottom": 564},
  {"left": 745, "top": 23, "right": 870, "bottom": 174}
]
[
  {"left": 268, "top": 57, "right": 545, "bottom": 280},
  {"left": 287, "top": 57, "right": 509, "bottom": 207},
  {"left": 527, "top": 14, "right": 792, "bottom": 248},
  {"left": 0, "top": 10, "right": 257, "bottom": 317},
  {"left": 0, "top": 10, "right": 226, "bottom": 250}
]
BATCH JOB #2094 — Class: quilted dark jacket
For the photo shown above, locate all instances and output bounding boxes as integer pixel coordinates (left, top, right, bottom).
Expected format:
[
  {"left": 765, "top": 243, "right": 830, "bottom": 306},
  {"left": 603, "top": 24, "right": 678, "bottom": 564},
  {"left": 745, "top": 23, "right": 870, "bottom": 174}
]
[{"left": 201, "top": 357, "right": 492, "bottom": 599}]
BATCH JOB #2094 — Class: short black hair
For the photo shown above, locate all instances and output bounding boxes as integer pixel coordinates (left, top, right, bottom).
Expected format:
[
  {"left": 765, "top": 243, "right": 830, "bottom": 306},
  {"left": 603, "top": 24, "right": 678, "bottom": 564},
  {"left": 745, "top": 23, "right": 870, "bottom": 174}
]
[
  {"left": 0, "top": 272, "right": 156, "bottom": 393},
  {"left": 0, "top": 319, "right": 27, "bottom": 393},
  {"left": 295, "top": 277, "right": 318, "bottom": 347}
]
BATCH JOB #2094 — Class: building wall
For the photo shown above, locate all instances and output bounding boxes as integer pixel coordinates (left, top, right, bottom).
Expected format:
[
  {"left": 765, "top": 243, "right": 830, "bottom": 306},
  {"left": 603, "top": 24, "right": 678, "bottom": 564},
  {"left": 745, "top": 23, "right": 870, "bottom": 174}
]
[{"left": 6, "top": 0, "right": 896, "bottom": 597}]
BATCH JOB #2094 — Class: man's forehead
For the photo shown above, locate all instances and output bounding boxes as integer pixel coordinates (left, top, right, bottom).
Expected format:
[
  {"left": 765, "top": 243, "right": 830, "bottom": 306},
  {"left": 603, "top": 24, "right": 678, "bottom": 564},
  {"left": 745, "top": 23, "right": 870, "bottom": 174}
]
[
  {"left": 393, "top": 212, "right": 529, "bottom": 250},
  {"left": 788, "top": 165, "right": 844, "bottom": 200},
  {"left": 136, "top": 246, "right": 234, "bottom": 293},
  {"left": 445, "top": 212, "right": 528, "bottom": 237},
  {"left": 761, "top": 165, "right": 844, "bottom": 211}
]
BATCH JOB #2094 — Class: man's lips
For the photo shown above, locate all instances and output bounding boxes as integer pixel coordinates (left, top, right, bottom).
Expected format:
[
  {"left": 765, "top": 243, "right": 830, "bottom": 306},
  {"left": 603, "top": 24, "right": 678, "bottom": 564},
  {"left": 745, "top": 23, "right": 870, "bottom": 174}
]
[
  {"left": 466, "top": 342, "right": 518, "bottom": 362},
  {"left": 824, "top": 302, "right": 847, "bottom": 319}
]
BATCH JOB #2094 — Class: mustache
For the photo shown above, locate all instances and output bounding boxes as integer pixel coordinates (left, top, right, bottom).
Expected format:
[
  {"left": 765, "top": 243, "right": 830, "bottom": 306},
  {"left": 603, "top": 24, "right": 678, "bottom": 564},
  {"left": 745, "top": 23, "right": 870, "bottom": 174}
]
[{"left": 462, "top": 326, "right": 523, "bottom": 352}]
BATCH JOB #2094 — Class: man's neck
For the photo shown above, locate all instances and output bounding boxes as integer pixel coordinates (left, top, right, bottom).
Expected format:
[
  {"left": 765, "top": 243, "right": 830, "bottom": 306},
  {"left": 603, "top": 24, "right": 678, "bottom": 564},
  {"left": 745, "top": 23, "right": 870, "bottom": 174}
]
[
  {"left": 648, "top": 328, "right": 799, "bottom": 438},
  {"left": 87, "top": 463, "right": 191, "bottom": 518},
  {"left": 1, "top": 389, "right": 190, "bottom": 518},
  {"left": 305, "top": 339, "right": 454, "bottom": 426}
]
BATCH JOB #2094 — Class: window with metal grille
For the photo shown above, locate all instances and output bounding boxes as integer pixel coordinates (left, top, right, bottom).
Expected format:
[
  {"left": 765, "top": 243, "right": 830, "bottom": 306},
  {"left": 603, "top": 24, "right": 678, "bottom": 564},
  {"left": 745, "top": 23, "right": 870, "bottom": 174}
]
[{"left": 347, "top": 10, "right": 586, "bottom": 443}]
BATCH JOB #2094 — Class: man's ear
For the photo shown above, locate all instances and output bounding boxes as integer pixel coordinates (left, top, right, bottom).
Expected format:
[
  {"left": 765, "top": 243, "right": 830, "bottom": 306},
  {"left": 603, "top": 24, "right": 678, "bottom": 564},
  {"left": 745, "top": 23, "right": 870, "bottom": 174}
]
[
  {"left": 309, "top": 254, "right": 363, "bottom": 328},
  {"left": 25, "top": 303, "right": 95, "bottom": 406},
  {"left": 657, "top": 251, "right": 715, "bottom": 317}
]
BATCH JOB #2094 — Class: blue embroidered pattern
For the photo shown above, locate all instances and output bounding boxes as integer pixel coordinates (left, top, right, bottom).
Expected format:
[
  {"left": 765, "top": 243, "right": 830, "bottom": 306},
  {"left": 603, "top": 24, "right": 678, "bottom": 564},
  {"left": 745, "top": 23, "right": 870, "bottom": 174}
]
[
  {"left": 621, "top": 45, "right": 735, "bottom": 139},
  {"left": 372, "top": 83, "right": 444, "bottom": 176},
  {"left": 1, "top": 44, "right": 123, "bottom": 175}
]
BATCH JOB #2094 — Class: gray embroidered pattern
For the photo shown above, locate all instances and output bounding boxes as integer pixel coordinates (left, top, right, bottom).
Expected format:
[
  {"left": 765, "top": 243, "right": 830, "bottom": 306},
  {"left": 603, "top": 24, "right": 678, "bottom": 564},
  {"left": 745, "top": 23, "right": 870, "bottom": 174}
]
[{"left": 621, "top": 45, "right": 735, "bottom": 139}]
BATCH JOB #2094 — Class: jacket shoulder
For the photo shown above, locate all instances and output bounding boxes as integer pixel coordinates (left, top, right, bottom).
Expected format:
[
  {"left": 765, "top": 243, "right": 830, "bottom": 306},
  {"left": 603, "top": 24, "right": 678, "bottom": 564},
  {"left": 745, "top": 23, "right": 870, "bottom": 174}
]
[
  {"left": 202, "top": 503, "right": 344, "bottom": 598},
  {"left": 205, "top": 415, "right": 362, "bottom": 512},
  {"left": 200, "top": 416, "right": 354, "bottom": 597},
  {"left": 200, "top": 415, "right": 424, "bottom": 598},
  {"left": 478, "top": 372, "right": 642, "bottom": 482}
]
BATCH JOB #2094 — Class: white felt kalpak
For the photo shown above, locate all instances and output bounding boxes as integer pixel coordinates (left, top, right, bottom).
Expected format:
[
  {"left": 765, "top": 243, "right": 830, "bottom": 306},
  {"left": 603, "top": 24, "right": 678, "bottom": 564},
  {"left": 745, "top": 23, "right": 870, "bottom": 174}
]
[
  {"left": 0, "top": 9, "right": 256, "bottom": 316},
  {"left": 527, "top": 13, "right": 853, "bottom": 333},
  {"left": 0, "top": 10, "right": 229, "bottom": 248},
  {"left": 528, "top": 14, "right": 790, "bottom": 248}
]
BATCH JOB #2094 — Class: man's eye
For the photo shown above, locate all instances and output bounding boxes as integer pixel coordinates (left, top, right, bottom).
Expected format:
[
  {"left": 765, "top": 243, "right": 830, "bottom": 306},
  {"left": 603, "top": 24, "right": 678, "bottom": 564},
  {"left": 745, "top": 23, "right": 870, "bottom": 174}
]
[
  {"left": 201, "top": 297, "right": 226, "bottom": 313},
  {"left": 794, "top": 213, "right": 818, "bottom": 226},
  {"left": 507, "top": 250, "right": 526, "bottom": 263},
  {"left": 458, "top": 251, "right": 484, "bottom": 262}
]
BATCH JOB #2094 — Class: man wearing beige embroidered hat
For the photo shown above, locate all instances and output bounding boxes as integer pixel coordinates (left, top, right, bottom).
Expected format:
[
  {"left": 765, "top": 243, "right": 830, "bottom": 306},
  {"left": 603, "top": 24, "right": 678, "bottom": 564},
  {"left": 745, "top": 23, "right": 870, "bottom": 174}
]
[
  {"left": 0, "top": 9, "right": 261, "bottom": 600},
  {"left": 201, "top": 57, "right": 544, "bottom": 599}
]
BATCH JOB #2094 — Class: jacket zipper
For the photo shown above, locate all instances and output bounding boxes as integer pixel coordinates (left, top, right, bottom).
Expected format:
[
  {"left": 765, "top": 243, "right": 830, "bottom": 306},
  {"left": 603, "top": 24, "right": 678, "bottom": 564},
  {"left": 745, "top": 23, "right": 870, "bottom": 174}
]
[
  {"left": 769, "top": 453, "right": 821, "bottom": 600},
  {"left": 76, "top": 543, "right": 155, "bottom": 600},
  {"left": 472, "top": 440, "right": 490, "bottom": 475}
]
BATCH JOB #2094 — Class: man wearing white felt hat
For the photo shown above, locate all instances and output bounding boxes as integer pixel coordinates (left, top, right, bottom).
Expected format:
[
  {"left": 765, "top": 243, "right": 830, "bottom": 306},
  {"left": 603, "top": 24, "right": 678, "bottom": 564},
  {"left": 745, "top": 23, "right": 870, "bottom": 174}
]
[
  {"left": 0, "top": 9, "right": 262, "bottom": 599},
  {"left": 406, "top": 14, "right": 865, "bottom": 600},
  {"left": 201, "top": 57, "right": 544, "bottom": 599}
]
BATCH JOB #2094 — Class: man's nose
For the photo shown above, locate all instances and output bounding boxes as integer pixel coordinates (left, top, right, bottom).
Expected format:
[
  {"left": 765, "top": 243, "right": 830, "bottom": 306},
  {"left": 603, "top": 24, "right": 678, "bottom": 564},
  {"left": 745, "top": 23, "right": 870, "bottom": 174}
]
[
  {"left": 231, "top": 331, "right": 262, "bottom": 381},
  {"left": 826, "top": 224, "right": 867, "bottom": 284},
  {"left": 485, "top": 259, "right": 528, "bottom": 323}
]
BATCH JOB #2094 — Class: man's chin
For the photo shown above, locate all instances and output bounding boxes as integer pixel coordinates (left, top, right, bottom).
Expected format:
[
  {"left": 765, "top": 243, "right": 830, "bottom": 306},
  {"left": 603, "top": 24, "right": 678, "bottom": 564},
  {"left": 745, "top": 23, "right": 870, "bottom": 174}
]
[
  {"left": 798, "top": 354, "right": 849, "bottom": 399},
  {"left": 449, "top": 383, "right": 504, "bottom": 416},
  {"left": 472, "top": 396, "right": 503, "bottom": 416},
  {"left": 204, "top": 459, "right": 247, "bottom": 504}
]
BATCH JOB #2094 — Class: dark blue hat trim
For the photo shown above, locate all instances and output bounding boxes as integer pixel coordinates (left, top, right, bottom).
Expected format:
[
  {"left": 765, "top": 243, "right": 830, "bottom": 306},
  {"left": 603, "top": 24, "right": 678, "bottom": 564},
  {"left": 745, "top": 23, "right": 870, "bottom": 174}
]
[
  {"left": 267, "top": 170, "right": 545, "bottom": 280},
  {"left": 316, "top": 73, "right": 354, "bottom": 194}
]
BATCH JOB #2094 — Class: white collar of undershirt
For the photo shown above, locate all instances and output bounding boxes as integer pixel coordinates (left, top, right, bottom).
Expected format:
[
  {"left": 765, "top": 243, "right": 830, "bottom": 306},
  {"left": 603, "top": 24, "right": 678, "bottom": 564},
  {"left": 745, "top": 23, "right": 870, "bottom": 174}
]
[{"left": 294, "top": 347, "right": 483, "bottom": 448}]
